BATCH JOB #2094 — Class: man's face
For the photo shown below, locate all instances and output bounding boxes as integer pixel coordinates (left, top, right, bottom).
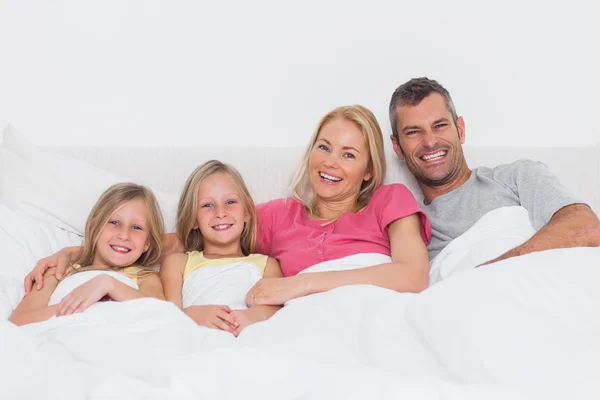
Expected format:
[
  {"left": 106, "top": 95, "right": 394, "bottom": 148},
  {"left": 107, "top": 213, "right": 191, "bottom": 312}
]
[{"left": 390, "top": 93, "right": 467, "bottom": 187}]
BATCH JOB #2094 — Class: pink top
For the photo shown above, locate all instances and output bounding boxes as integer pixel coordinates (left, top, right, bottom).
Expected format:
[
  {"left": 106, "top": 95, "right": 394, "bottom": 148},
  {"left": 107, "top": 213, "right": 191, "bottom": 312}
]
[{"left": 256, "top": 184, "right": 431, "bottom": 277}]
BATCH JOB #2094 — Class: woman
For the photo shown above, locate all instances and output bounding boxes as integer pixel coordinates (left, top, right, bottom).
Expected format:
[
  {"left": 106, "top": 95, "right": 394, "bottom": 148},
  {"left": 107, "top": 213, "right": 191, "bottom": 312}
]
[{"left": 24, "top": 105, "right": 431, "bottom": 305}]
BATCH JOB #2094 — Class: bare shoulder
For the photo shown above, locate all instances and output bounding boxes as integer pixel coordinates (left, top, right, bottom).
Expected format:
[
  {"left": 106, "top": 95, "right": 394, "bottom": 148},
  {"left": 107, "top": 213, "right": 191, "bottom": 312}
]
[{"left": 162, "top": 252, "right": 188, "bottom": 268}]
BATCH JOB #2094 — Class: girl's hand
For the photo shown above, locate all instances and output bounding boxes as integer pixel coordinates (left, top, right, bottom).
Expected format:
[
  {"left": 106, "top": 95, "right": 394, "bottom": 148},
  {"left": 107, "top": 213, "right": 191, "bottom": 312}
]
[
  {"left": 246, "top": 276, "right": 310, "bottom": 307},
  {"left": 183, "top": 305, "right": 239, "bottom": 333},
  {"left": 56, "top": 276, "right": 112, "bottom": 316},
  {"left": 229, "top": 308, "right": 265, "bottom": 337}
]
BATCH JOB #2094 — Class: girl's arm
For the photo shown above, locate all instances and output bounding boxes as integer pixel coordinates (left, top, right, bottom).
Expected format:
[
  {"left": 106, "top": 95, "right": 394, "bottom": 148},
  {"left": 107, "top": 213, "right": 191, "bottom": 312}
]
[
  {"left": 56, "top": 273, "right": 165, "bottom": 316},
  {"left": 247, "top": 214, "right": 429, "bottom": 306},
  {"left": 10, "top": 268, "right": 60, "bottom": 326},
  {"left": 158, "top": 253, "right": 187, "bottom": 308}
]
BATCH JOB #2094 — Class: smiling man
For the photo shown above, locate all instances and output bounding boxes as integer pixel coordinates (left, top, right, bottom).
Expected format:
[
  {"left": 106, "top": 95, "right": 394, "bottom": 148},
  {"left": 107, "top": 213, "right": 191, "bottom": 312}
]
[{"left": 388, "top": 77, "right": 600, "bottom": 263}]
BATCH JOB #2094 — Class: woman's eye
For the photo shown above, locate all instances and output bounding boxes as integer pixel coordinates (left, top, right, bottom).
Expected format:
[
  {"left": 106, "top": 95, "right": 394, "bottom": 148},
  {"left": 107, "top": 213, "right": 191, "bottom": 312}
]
[
  {"left": 317, "top": 144, "right": 329, "bottom": 151},
  {"left": 343, "top": 153, "right": 355, "bottom": 159}
]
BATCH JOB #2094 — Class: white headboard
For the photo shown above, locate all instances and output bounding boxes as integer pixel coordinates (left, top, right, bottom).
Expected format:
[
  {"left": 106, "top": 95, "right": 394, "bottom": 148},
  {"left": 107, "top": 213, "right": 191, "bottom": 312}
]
[{"left": 46, "top": 144, "right": 600, "bottom": 214}]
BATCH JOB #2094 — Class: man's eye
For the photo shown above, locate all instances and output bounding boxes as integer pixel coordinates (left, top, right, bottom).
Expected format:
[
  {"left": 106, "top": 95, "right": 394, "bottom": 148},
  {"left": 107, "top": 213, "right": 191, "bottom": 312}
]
[
  {"left": 434, "top": 124, "right": 448, "bottom": 129},
  {"left": 406, "top": 131, "right": 417, "bottom": 136}
]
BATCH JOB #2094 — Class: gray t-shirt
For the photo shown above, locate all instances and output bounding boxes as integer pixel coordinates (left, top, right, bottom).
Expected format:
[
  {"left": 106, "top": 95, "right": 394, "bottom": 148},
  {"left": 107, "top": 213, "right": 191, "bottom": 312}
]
[{"left": 422, "top": 159, "right": 583, "bottom": 260}]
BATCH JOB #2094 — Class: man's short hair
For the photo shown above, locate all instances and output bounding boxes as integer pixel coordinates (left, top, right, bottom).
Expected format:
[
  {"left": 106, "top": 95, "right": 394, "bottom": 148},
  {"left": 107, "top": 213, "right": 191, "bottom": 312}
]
[{"left": 389, "top": 77, "right": 458, "bottom": 138}]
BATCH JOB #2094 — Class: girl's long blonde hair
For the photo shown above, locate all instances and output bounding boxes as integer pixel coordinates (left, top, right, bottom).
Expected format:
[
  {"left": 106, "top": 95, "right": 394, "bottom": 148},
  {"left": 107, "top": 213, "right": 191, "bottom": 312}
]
[
  {"left": 291, "top": 105, "right": 386, "bottom": 218},
  {"left": 177, "top": 160, "right": 257, "bottom": 255},
  {"left": 65, "top": 183, "right": 164, "bottom": 278}
]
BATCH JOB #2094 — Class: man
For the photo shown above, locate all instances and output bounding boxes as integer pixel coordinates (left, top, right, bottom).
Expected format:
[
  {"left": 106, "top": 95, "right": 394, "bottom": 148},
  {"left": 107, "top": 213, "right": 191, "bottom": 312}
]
[{"left": 388, "top": 77, "right": 600, "bottom": 263}]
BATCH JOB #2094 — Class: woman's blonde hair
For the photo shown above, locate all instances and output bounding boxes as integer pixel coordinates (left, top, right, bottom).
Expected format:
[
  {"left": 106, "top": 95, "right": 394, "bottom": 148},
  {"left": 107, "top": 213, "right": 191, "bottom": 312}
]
[
  {"left": 291, "top": 105, "right": 386, "bottom": 218},
  {"left": 176, "top": 160, "right": 257, "bottom": 255},
  {"left": 66, "top": 183, "right": 164, "bottom": 278}
]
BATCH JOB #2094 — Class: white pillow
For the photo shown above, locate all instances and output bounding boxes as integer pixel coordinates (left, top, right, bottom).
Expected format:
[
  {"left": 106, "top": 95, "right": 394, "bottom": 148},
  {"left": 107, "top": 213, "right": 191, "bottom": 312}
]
[
  {"left": 0, "top": 124, "right": 178, "bottom": 235},
  {"left": 0, "top": 203, "right": 84, "bottom": 318}
]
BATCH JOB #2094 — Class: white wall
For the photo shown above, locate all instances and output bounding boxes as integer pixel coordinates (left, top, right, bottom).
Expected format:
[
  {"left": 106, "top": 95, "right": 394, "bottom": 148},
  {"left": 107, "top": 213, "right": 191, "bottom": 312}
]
[{"left": 0, "top": 0, "right": 598, "bottom": 147}]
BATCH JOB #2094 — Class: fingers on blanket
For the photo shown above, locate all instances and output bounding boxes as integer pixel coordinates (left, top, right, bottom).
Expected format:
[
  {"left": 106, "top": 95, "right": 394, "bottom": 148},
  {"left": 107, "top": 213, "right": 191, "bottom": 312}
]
[
  {"left": 218, "top": 308, "right": 239, "bottom": 328},
  {"left": 57, "top": 294, "right": 84, "bottom": 316}
]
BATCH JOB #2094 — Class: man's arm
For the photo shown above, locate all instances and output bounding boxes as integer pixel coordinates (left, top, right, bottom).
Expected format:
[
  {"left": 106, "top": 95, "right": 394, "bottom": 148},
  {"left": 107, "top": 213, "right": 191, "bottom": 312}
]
[{"left": 482, "top": 204, "right": 600, "bottom": 266}]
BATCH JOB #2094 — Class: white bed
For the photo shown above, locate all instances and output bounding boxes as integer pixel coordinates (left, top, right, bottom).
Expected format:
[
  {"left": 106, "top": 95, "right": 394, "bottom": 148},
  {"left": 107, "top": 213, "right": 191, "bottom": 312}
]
[{"left": 1, "top": 124, "right": 600, "bottom": 399}]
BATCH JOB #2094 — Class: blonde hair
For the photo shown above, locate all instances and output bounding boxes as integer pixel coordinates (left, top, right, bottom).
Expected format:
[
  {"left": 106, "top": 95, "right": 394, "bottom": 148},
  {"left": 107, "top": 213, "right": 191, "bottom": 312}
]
[
  {"left": 291, "top": 105, "right": 386, "bottom": 218},
  {"left": 177, "top": 160, "right": 257, "bottom": 255},
  {"left": 66, "top": 183, "right": 164, "bottom": 279}
]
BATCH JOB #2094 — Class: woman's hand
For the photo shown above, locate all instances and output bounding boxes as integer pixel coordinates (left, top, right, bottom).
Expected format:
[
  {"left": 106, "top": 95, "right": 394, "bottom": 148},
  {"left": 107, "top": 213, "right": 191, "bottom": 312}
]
[
  {"left": 183, "top": 305, "right": 239, "bottom": 333},
  {"left": 245, "top": 276, "right": 311, "bottom": 307},
  {"left": 24, "top": 246, "right": 80, "bottom": 294},
  {"left": 56, "top": 275, "right": 113, "bottom": 316}
]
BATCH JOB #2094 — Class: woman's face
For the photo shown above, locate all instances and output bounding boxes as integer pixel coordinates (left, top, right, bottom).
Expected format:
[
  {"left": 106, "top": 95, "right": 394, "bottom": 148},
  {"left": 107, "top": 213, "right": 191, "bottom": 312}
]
[{"left": 309, "top": 118, "right": 372, "bottom": 205}]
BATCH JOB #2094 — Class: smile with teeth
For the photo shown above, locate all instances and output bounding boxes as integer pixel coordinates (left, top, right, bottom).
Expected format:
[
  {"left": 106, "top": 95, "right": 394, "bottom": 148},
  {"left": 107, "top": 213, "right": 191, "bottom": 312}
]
[
  {"left": 110, "top": 245, "right": 131, "bottom": 253},
  {"left": 212, "top": 224, "right": 232, "bottom": 231},
  {"left": 420, "top": 150, "right": 447, "bottom": 162},
  {"left": 319, "top": 172, "right": 342, "bottom": 182}
]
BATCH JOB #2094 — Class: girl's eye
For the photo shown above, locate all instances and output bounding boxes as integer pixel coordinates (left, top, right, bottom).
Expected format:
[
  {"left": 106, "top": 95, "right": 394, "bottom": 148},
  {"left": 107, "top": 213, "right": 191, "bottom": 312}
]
[
  {"left": 109, "top": 220, "right": 119, "bottom": 226},
  {"left": 132, "top": 225, "right": 143, "bottom": 231},
  {"left": 202, "top": 203, "right": 212, "bottom": 208},
  {"left": 226, "top": 199, "right": 237, "bottom": 205}
]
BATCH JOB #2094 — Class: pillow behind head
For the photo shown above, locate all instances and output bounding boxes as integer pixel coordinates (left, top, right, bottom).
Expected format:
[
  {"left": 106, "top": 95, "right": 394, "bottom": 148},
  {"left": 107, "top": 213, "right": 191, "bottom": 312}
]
[{"left": 0, "top": 124, "right": 178, "bottom": 235}]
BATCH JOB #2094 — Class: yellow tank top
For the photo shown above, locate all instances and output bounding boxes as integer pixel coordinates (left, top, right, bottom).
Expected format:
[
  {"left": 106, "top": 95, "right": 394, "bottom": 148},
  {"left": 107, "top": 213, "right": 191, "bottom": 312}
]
[
  {"left": 183, "top": 251, "right": 268, "bottom": 281},
  {"left": 69, "top": 264, "right": 147, "bottom": 285}
]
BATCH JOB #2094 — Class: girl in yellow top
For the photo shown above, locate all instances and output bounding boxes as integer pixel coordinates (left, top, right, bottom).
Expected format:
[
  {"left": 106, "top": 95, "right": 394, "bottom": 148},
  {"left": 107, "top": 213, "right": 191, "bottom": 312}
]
[
  {"left": 9, "top": 183, "right": 165, "bottom": 326},
  {"left": 160, "top": 160, "right": 282, "bottom": 337}
]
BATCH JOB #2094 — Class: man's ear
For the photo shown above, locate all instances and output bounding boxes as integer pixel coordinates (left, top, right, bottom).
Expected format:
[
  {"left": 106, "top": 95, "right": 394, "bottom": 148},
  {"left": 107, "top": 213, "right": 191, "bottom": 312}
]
[
  {"left": 456, "top": 116, "right": 466, "bottom": 145},
  {"left": 390, "top": 134, "right": 405, "bottom": 161}
]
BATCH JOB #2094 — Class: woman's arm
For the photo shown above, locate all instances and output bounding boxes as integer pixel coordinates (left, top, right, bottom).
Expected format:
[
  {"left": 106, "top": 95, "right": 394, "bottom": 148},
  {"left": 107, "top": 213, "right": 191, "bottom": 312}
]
[
  {"left": 159, "top": 253, "right": 187, "bottom": 308},
  {"left": 233, "top": 257, "right": 283, "bottom": 336},
  {"left": 24, "top": 246, "right": 82, "bottom": 293},
  {"left": 10, "top": 268, "right": 60, "bottom": 326},
  {"left": 246, "top": 214, "right": 429, "bottom": 306},
  {"left": 303, "top": 214, "right": 429, "bottom": 293}
]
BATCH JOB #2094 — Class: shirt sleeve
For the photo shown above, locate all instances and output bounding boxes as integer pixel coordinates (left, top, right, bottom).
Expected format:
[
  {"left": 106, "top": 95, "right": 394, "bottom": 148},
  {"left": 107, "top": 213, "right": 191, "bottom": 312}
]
[
  {"left": 495, "top": 160, "right": 584, "bottom": 230},
  {"left": 377, "top": 184, "right": 432, "bottom": 245},
  {"left": 256, "top": 199, "right": 284, "bottom": 255}
]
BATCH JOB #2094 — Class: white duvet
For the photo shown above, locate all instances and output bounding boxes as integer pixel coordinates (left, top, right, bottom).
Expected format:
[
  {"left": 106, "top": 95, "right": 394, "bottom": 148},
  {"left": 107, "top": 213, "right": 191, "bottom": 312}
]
[{"left": 1, "top": 203, "right": 600, "bottom": 399}]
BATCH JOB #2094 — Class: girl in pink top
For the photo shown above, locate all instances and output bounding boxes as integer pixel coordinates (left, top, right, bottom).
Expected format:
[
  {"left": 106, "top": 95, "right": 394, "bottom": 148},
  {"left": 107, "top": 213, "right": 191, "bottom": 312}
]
[{"left": 245, "top": 105, "right": 431, "bottom": 307}]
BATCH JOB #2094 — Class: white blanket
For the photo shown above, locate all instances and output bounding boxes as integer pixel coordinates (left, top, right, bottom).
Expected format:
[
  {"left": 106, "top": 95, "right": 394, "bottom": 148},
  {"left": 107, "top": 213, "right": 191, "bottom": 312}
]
[
  {"left": 429, "top": 206, "right": 536, "bottom": 284},
  {"left": 2, "top": 204, "right": 600, "bottom": 399},
  {"left": 182, "top": 262, "right": 262, "bottom": 309}
]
